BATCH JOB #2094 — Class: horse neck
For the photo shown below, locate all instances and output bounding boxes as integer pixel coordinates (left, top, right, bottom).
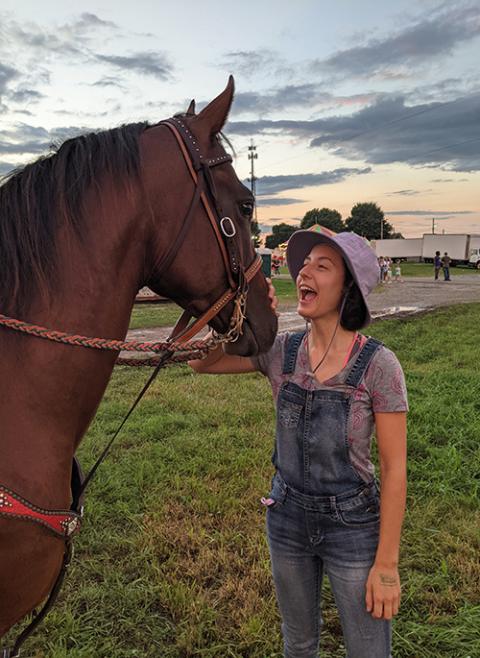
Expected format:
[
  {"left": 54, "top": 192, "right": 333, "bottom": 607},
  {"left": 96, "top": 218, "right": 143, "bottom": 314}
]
[{"left": 0, "top": 189, "right": 147, "bottom": 507}]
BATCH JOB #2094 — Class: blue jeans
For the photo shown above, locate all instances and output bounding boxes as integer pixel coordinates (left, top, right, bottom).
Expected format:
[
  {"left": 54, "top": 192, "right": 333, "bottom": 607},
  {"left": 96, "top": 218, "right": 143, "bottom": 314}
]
[
  {"left": 443, "top": 267, "right": 450, "bottom": 280},
  {"left": 267, "top": 494, "right": 391, "bottom": 658}
]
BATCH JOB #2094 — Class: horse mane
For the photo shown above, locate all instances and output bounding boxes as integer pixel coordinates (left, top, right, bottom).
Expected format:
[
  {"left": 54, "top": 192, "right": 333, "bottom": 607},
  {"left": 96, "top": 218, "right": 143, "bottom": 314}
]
[{"left": 0, "top": 122, "right": 149, "bottom": 314}]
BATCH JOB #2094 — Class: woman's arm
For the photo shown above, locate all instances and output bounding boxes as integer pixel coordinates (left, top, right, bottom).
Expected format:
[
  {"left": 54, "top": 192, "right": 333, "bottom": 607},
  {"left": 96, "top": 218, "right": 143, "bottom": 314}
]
[
  {"left": 188, "top": 341, "right": 257, "bottom": 374},
  {"left": 366, "top": 411, "right": 407, "bottom": 620},
  {"left": 188, "top": 278, "right": 278, "bottom": 375}
]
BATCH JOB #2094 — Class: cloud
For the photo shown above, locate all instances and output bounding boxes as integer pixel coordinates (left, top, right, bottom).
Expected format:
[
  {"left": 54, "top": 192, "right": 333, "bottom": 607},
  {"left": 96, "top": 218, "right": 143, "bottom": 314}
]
[
  {"left": 0, "top": 63, "right": 18, "bottom": 94},
  {"left": 95, "top": 52, "right": 173, "bottom": 80},
  {"left": 310, "top": 3, "right": 480, "bottom": 79},
  {"left": 231, "top": 84, "right": 378, "bottom": 116},
  {"left": 0, "top": 124, "right": 51, "bottom": 155},
  {"left": 0, "top": 13, "right": 174, "bottom": 94},
  {"left": 90, "top": 76, "right": 127, "bottom": 90},
  {"left": 256, "top": 197, "right": 305, "bottom": 206},
  {"left": 8, "top": 89, "right": 45, "bottom": 103},
  {"left": 220, "top": 49, "right": 288, "bottom": 79},
  {"left": 0, "top": 123, "right": 88, "bottom": 157},
  {"left": 308, "top": 94, "right": 480, "bottom": 171},
  {"left": 70, "top": 12, "right": 118, "bottom": 33},
  {"left": 248, "top": 168, "right": 372, "bottom": 197},
  {"left": 0, "top": 160, "right": 17, "bottom": 176},
  {"left": 430, "top": 177, "right": 470, "bottom": 182},
  {"left": 386, "top": 209, "right": 475, "bottom": 216},
  {"left": 229, "top": 92, "right": 480, "bottom": 172},
  {"left": 387, "top": 189, "right": 429, "bottom": 196}
]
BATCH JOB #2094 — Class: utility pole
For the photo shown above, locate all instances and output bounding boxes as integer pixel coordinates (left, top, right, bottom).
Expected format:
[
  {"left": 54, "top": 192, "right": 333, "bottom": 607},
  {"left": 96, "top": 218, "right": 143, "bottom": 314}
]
[
  {"left": 432, "top": 217, "right": 435, "bottom": 234},
  {"left": 380, "top": 217, "right": 384, "bottom": 240},
  {"left": 248, "top": 139, "right": 258, "bottom": 224}
]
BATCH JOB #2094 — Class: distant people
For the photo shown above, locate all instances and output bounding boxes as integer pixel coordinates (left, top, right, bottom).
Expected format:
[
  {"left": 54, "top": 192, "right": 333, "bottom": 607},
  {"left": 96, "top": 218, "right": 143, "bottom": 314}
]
[
  {"left": 393, "top": 260, "right": 403, "bottom": 282},
  {"left": 271, "top": 257, "right": 280, "bottom": 276},
  {"left": 441, "top": 252, "right": 451, "bottom": 281},
  {"left": 385, "top": 258, "right": 392, "bottom": 283},
  {"left": 434, "top": 251, "right": 442, "bottom": 281},
  {"left": 378, "top": 257, "right": 388, "bottom": 282}
]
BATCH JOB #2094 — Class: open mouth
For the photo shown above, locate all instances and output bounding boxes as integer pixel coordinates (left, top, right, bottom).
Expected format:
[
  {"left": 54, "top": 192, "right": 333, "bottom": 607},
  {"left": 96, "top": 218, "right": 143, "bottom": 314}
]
[{"left": 299, "top": 285, "right": 317, "bottom": 303}]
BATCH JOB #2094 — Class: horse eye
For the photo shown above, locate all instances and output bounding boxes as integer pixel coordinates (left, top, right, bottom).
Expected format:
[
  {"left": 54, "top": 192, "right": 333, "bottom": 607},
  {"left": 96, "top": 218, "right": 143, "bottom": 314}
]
[{"left": 239, "top": 201, "right": 254, "bottom": 219}]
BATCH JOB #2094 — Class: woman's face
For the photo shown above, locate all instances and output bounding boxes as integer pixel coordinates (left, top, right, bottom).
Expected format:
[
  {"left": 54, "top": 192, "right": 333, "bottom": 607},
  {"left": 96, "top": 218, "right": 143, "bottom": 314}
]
[{"left": 296, "top": 243, "right": 346, "bottom": 321}]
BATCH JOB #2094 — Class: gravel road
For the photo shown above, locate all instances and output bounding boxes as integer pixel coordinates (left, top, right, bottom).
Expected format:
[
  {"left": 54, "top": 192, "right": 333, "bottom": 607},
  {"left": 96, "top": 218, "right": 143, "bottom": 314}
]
[{"left": 127, "top": 275, "right": 480, "bottom": 344}]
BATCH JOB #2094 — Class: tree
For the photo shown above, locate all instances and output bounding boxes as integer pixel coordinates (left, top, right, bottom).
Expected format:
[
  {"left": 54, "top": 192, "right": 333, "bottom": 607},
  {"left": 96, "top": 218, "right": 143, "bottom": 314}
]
[
  {"left": 300, "top": 207, "right": 345, "bottom": 232},
  {"left": 265, "top": 223, "right": 298, "bottom": 249},
  {"left": 345, "top": 202, "right": 394, "bottom": 240},
  {"left": 250, "top": 219, "right": 261, "bottom": 248}
]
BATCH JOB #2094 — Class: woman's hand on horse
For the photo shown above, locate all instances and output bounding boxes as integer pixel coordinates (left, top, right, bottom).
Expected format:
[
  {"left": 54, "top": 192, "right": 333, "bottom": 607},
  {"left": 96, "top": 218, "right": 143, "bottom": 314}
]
[
  {"left": 188, "top": 331, "right": 257, "bottom": 374},
  {"left": 266, "top": 278, "right": 279, "bottom": 316},
  {"left": 189, "top": 279, "right": 277, "bottom": 374}
]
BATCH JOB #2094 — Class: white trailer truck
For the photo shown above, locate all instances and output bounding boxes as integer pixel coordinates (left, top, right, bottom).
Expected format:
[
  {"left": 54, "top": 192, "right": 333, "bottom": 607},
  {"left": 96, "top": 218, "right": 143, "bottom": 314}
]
[
  {"left": 468, "top": 236, "right": 480, "bottom": 268},
  {"left": 372, "top": 238, "right": 423, "bottom": 260},
  {"left": 422, "top": 234, "right": 480, "bottom": 266}
]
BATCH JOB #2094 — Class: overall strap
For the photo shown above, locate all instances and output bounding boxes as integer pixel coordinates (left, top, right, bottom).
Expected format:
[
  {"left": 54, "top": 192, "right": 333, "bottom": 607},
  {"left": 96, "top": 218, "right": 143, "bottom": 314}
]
[
  {"left": 344, "top": 337, "right": 383, "bottom": 388},
  {"left": 282, "top": 331, "right": 306, "bottom": 375}
]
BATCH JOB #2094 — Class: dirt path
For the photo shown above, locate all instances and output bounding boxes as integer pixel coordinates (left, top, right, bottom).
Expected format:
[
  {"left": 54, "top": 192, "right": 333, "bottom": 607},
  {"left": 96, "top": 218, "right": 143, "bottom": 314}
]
[{"left": 126, "top": 276, "right": 480, "bottom": 349}]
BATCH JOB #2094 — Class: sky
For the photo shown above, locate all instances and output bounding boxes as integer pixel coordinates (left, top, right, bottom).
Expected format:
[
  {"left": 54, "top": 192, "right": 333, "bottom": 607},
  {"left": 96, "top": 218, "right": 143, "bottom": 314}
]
[{"left": 1, "top": 0, "right": 479, "bottom": 238}]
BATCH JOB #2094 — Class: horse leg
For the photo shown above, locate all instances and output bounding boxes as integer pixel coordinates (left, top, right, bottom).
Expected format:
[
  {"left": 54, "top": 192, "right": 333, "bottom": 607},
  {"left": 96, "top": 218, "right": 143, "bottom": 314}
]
[{"left": 0, "top": 522, "right": 65, "bottom": 637}]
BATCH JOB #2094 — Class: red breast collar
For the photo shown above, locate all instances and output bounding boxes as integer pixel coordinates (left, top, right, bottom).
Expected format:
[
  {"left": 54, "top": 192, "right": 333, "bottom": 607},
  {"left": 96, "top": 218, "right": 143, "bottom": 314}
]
[{"left": 0, "top": 485, "right": 82, "bottom": 539}]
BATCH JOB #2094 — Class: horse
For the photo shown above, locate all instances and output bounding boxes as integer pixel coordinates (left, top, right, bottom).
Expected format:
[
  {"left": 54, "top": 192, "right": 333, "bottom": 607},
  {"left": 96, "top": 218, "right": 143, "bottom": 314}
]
[{"left": 0, "top": 76, "right": 277, "bottom": 647}]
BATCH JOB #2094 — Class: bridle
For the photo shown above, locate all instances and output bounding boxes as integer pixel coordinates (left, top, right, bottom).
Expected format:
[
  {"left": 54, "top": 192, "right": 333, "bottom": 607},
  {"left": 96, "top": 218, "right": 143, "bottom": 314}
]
[
  {"left": 0, "top": 117, "right": 264, "bottom": 658},
  {"left": 0, "top": 115, "right": 263, "bottom": 355},
  {"left": 154, "top": 115, "right": 262, "bottom": 346}
]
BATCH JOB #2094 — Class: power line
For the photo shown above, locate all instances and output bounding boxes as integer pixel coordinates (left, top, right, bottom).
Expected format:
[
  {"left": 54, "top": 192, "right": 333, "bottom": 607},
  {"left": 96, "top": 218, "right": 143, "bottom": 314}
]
[
  {"left": 415, "top": 136, "right": 480, "bottom": 158},
  {"left": 248, "top": 139, "right": 258, "bottom": 224},
  {"left": 258, "top": 91, "right": 480, "bottom": 173}
]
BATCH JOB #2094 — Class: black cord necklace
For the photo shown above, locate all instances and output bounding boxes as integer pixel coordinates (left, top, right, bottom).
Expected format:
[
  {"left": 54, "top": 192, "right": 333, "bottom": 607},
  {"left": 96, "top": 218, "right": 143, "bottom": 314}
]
[{"left": 307, "top": 291, "right": 350, "bottom": 375}]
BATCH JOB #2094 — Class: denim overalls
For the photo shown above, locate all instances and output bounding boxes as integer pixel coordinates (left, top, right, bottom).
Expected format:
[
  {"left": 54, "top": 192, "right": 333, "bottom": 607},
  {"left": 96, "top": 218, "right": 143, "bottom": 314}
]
[{"left": 266, "top": 332, "right": 392, "bottom": 658}]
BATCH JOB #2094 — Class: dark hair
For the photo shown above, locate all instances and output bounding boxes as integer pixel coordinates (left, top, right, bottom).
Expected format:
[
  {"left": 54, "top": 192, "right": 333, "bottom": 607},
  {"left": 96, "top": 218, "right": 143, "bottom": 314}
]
[
  {"left": 340, "top": 269, "right": 367, "bottom": 330},
  {"left": 0, "top": 122, "right": 148, "bottom": 314}
]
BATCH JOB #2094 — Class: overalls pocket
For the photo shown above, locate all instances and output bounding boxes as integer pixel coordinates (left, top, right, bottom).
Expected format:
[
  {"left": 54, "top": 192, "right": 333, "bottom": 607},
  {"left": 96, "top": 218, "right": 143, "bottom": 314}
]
[
  {"left": 261, "top": 473, "right": 287, "bottom": 509},
  {"left": 337, "top": 494, "right": 380, "bottom": 526},
  {"left": 277, "top": 399, "right": 303, "bottom": 429}
]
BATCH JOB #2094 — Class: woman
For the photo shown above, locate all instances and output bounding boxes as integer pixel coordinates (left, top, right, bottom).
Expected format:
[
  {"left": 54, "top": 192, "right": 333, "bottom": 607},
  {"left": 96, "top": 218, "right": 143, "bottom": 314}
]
[{"left": 189, "top": 228, "right": 408, "bottom": 658}]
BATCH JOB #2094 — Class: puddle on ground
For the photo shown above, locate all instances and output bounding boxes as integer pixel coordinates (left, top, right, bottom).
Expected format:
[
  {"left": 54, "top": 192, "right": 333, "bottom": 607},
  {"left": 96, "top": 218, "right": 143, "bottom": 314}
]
[{"left": 372, "top": 305, "right": 424, "bottom": 318}]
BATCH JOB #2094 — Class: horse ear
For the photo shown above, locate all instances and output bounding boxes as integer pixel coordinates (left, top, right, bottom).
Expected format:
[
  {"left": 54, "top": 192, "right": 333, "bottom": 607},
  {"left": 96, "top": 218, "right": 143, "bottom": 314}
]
[
  {"left": 186, "top": 99, "right": 196, "bottom": 116},
  {"left": 194, "top": 75, "right": 235, "bottom": 138}
]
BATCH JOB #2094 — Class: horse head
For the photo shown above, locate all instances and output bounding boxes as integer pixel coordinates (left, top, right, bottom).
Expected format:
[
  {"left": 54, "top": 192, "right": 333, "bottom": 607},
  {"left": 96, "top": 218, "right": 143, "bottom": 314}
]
[{"left": 141, "top": 77, "right": 277, "bottom": 356}]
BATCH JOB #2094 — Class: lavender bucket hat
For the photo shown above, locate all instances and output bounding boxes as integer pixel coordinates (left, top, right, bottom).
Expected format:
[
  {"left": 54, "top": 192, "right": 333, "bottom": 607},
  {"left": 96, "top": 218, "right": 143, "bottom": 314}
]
[{"left": 286, "top": 225, "right": 380, "bottom": 326}]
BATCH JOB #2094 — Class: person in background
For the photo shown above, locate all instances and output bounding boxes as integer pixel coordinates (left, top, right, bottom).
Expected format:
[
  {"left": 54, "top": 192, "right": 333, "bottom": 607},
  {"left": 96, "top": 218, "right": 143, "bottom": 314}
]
[
  {"left": 378, "top": 256, "right": 386, "bottom": 282},
  {"left": 441, "top": 252, "right": 451, "bottom": 281},
  {"left": 189, "top": 229, "right": 408, "bottom": 658},
  {"left": 385, "top": 258, "right": 393, "bottom": 283},
  {"left": 434, "top": 251, "right": 442, "bottom": 281},
  {"left": 394, "top": 259, "right": 403, "bottom": 283}
]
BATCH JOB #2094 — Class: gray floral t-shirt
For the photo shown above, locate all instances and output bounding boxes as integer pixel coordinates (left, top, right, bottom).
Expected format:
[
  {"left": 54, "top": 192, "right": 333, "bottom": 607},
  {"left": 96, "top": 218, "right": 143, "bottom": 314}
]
[{"left": 254, "top": 332, "right": 408, "bottom": 483}]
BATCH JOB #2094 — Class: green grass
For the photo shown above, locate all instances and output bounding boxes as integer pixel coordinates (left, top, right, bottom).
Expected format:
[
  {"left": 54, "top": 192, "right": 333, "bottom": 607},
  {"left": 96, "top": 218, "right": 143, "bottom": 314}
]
[
  {"left": 7, "top": 304, "right": 480, "bottom": 657},
  {"left": 392, "top": 262, "right": 480, "bottom": 277},
  {"left": 278, "top": 262, "right": 480, "bottom": 277},
  {"left": 128, "top": 284, "right": 298, "bottom": 330},
  {"left": 129, "top": 303, "right": 183, "bottom": 330}
]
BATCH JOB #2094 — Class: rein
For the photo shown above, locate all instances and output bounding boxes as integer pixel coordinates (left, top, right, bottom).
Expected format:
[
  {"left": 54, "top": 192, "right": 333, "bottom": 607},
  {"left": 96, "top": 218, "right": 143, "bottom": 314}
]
[{"left": 0, "top": 116, "right": 263, "bottom": 657}]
